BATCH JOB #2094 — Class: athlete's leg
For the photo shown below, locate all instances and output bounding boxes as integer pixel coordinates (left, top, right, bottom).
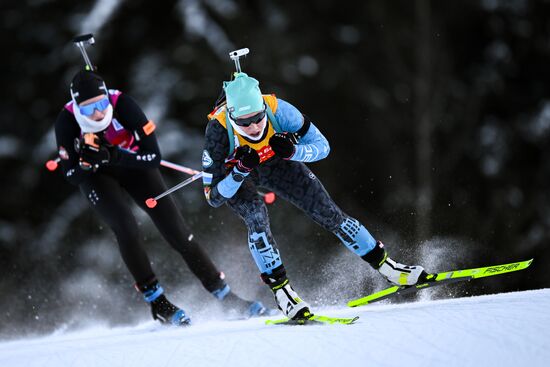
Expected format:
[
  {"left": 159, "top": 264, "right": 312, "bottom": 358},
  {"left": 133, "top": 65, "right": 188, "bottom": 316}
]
[
  {"left": 258, "top": 159, "right": 377, "bottom": 257},
  {"left": 226, "top": 178, "right": 310, "bottom": 319},
  {"left": 226, "top": 179, "right": 282, "bottom": 275},
  {"left": 81, "top": 172, "right": 194, "bottom": 325},
  {"left": 79, "top": 174, "right": 154, "bottom": 284},
  {"left": 125, "top": 169, "right": 270, "bottom": 317},
  {"left": 258, "top": 159, "right": 427, "bottom": 286},
  {"left": 122, "top": 168, "right": 224, "bottom": 292}
]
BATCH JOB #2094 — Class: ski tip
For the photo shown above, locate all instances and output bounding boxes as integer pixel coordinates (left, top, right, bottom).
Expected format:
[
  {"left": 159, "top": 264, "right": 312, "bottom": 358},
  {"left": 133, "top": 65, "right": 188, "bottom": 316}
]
[{"left": 312, "top": 315, "right": 360, "bottom": 325}]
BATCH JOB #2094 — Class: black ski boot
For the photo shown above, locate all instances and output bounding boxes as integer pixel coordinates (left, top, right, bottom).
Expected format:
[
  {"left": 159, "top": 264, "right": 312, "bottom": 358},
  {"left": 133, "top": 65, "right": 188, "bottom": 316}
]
[{"left": 136, "top": 278, "right": 191, "bottom": 326}]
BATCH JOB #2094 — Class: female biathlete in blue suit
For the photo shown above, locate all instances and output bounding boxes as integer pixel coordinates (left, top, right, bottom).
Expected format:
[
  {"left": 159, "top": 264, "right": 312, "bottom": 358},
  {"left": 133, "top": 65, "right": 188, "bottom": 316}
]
[{"left": 201, "top": 72, "right": 428, "bottom": 320}]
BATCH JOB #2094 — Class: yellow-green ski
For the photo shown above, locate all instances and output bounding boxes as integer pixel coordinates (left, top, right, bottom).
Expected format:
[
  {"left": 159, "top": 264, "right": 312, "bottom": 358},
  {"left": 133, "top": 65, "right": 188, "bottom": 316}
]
[
  {"left": 348, "top": 258, "right": 533, "bottom": 308},
  {"left": 265, "top": 312, "right": 359, "bottom": 326}
]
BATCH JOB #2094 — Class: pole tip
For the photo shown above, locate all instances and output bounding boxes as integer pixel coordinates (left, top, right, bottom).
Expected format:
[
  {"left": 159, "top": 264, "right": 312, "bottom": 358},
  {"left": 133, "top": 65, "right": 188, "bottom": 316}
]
[
  {"left": 145, "top": 198, "right": 158, "bottom": 208},
  {"left": 264, "top": 192, "right": 276, "bottom": 205},
  {"left": 46, "top": 160, "right": 58, "bottom": 171}
]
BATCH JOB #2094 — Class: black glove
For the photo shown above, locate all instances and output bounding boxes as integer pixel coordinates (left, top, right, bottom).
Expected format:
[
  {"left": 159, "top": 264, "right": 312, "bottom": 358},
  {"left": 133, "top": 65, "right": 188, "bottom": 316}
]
[
  {"left": 234, "top": 145, "right": 260, "bottom": 172},
  {"left": 269, "top": 133, "right": 295, "bottom": 160},
  {"left": 75, "top": 133, "right": 117, "bottom": 170}
]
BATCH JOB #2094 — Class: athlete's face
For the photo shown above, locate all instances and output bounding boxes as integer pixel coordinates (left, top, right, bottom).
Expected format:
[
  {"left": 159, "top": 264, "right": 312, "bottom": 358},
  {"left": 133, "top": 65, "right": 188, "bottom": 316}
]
[
  {"left": 79, "top": 94, "right": 109, "bottom": 121},
  {"left": 237, "top": 111, "right": 267, "bottom": 139}
]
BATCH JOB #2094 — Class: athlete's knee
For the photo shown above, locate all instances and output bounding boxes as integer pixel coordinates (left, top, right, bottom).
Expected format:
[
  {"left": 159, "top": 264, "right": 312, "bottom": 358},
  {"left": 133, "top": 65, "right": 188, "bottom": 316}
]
[
  {"left": 333, "top": 216, "right": 377, "bottom": 257},
  {"left": 310, "top": 202, "right": 345, "bottom": 232},
  {"left": 166, "top": 233, "right": 199, "bottom": 257},
  {"left": 113, "top": 219, "right": 141, "bottom": 248},
  {"left": 238, "top": 201, "right": 270, "bottom": 230}
]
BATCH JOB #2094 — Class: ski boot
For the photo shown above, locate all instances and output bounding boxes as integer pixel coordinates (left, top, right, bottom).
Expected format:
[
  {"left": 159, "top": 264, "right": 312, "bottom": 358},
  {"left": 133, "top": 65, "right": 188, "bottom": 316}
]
[
  {"left": 212, "top": 283, "right": 270, "bottom": 318},
  {"left": 262, "top": 266, "right": 311, "bottom": 320},
  {"left": 363, "top": 241, "right": 429, "bottom": 286},
  {"left": 136, "top": 278, "right": 191, "bottom": 326}
]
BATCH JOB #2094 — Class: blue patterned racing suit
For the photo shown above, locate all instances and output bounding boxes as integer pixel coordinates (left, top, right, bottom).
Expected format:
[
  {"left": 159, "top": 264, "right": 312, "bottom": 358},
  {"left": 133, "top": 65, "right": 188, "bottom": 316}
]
[{"left": 202, "top": 97, "right": 380, "bottom": 282}]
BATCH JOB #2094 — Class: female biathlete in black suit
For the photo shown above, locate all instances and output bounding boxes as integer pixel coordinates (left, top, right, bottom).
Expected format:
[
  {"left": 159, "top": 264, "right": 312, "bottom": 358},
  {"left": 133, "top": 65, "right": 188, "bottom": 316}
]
[{"left": 54, "top": 70, "right": 267, "bottom": 326}]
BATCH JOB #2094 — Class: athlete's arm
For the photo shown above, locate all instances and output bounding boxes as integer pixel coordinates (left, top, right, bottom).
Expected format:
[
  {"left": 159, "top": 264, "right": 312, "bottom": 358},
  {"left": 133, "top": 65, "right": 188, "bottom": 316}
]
[
  {"left": 275, "top": 98, "right": 330, "bottom": 162},
  {"left": 109, "top": 94, "right": 161, "bottom": 169},
  {"left": 202, "top": 120, "right": 246, "bottom": 207},
  {"left": 54, "top": 109, "right": 92, "bottom": 186}
]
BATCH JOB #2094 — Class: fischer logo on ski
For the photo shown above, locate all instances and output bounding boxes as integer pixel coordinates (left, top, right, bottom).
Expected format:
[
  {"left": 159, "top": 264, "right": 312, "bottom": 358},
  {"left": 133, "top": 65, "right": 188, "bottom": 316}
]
[{"left": 483, "top": 263, "right": 521, "bottom": 274}]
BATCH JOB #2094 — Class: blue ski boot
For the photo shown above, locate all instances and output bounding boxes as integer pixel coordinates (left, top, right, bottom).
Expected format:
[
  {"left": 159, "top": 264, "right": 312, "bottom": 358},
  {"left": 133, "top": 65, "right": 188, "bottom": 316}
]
[
  {"left": 212, "top": 283, "right": 272, "bottom": 319},
  {"left": 136, "top": 278, "right": 191, "bottom": 326}
]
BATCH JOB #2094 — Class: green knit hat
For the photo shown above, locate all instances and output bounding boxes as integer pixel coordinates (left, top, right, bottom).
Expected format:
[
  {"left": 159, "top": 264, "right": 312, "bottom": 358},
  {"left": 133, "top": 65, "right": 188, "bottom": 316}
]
[{"left": 223, "top": 72, "right": 263, "bottom": 119}]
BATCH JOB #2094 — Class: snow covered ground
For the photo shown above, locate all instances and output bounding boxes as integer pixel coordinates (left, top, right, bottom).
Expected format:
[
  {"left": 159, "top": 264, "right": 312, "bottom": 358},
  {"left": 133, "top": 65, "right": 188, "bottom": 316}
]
[{"left": 1, "top": 288, "right": 549, "bottom": 367}]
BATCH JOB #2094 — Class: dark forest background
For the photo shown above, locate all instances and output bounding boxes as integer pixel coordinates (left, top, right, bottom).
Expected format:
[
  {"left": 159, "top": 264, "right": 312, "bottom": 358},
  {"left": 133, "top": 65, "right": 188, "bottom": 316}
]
[{"left": 1, "top": 0, "right": 550, "bottom": 339}]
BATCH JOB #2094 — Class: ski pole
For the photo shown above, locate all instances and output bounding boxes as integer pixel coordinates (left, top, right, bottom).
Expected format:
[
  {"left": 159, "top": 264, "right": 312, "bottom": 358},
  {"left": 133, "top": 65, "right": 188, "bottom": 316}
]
[
  {"left": 159, "top": 160, "right": 276, "bottom": 204},
  {"left": 160, "top": 160, "right": 200, "bottom": 175},
  {"left": 45, "top": 155, "right": 198, "bottom": 175},
  {"left": 145, "top": 171, "right": 203, "bottom": 209},
  {"left": 44, "top": 154, "right": 202, "bottom": 208},
  {"left": 46, "top": 154, "right": 277, "bottom": 205}
]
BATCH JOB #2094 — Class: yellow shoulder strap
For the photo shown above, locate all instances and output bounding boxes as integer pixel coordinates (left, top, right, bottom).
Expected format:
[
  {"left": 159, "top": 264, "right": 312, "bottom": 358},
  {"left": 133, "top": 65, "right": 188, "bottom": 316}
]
[{"left": 207, "top": 94, "right": 279, "bottom": 156}]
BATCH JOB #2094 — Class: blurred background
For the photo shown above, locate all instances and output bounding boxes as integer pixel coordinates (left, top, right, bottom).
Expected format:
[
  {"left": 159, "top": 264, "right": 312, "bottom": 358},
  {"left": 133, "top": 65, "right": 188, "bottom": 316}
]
[{"left": 1, "top": 0, "right": 549, "bottom": 339}]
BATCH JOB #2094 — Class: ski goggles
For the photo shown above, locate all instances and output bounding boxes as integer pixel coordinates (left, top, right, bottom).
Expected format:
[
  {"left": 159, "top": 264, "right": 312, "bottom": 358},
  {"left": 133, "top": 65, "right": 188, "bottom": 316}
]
[
  {"left": 79, "top": 96, "right": 110, "bottom": 116},
  {"left": 230, "top": 104, "right": 267, "bottom": 127}
]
